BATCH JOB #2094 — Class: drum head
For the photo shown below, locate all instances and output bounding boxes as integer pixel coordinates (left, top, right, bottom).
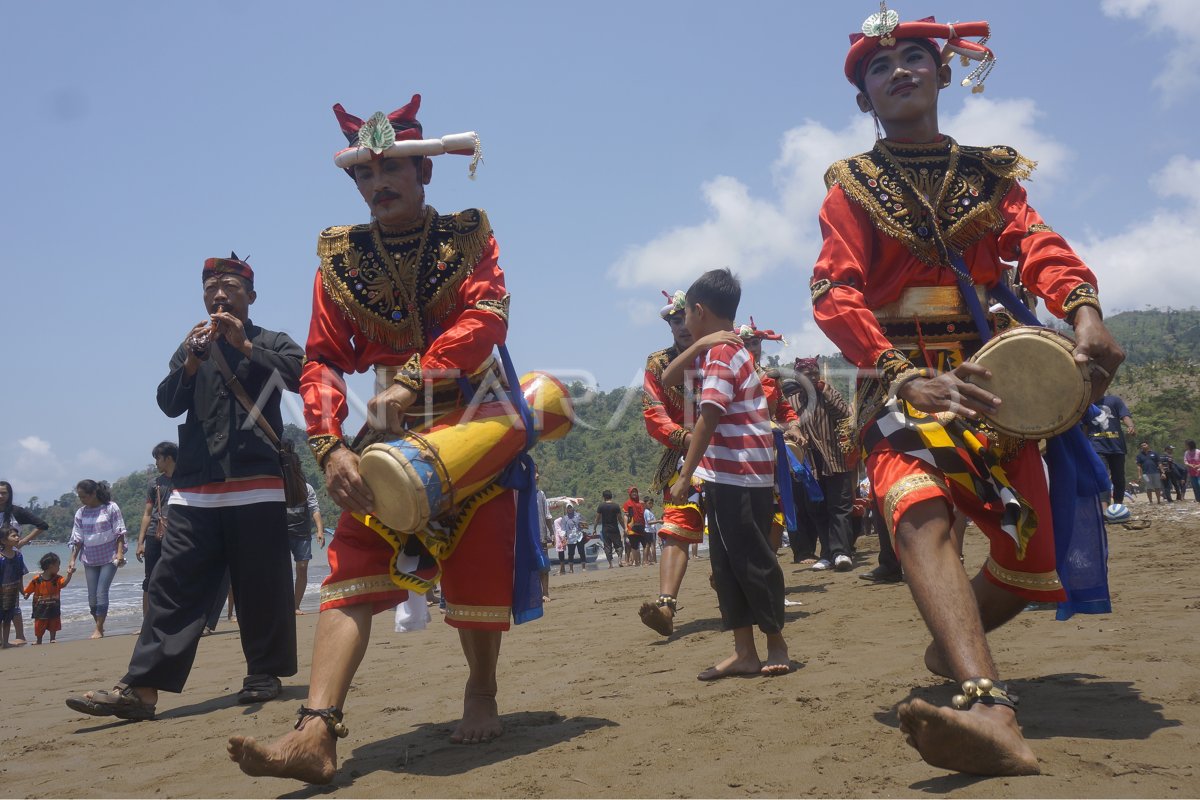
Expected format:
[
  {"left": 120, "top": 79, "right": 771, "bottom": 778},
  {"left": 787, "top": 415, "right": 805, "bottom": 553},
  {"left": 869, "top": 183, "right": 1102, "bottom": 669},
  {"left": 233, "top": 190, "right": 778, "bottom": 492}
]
[
  {"left": 969, "top": 327, "right": 1091, "bottom": 439},
  {"left": 358, "top": 443, "right": 433, "bottom": 533}
]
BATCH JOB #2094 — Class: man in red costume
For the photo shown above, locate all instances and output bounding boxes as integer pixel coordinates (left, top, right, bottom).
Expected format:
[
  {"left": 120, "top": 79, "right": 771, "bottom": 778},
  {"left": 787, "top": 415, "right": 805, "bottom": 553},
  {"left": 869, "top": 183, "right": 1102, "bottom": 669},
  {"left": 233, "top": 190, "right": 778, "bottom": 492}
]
[
  {"left": 230, "top": 96, "right": 518, "bottom": 784},
  {"left": 812, "top": 8, "right": 1124, "bottom": 775},
  {"left": 638, "top": 291, "right": 706, "bottom": 636}
]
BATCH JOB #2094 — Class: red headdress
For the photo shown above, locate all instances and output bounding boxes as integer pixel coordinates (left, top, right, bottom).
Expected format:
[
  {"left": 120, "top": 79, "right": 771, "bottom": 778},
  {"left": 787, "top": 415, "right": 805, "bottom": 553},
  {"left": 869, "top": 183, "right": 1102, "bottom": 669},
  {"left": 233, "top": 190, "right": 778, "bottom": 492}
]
[
  {"left": 331, "top": 94, "right": 483, "bottom": 178},
  {"left": 735, "top": 317, "right": 785, "bottom": 343},
  {"left": 845, "top": 3, "right": 995, "bottom": 93},
  {"left": 202, "top": 251, "right": 254, "bottom": 287},
  {"left": 794, "top": 357, "right": 820, "bottom": 372}
]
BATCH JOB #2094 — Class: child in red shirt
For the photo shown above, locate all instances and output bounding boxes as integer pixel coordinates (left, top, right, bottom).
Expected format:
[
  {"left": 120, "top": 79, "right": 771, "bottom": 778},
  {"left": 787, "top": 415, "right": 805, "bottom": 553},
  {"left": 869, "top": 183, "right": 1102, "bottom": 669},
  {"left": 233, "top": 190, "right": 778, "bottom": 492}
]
[{"left": 23, "top": 551, "right": 73, "bottom": 644}]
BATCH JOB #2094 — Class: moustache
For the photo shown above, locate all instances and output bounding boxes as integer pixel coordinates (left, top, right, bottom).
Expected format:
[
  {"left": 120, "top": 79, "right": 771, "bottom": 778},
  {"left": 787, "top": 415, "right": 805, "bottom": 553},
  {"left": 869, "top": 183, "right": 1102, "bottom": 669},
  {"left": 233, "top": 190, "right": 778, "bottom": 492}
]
[{"left": 373, "top": 190, "right": 400, "bottom": 204}]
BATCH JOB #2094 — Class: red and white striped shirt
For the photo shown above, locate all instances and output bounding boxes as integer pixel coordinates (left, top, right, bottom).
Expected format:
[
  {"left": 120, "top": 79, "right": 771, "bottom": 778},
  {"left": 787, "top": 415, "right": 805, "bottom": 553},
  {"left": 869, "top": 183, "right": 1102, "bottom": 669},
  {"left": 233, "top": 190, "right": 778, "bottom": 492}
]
[{"left": 693, "top": 342, "right": 774, "bottom": 487}]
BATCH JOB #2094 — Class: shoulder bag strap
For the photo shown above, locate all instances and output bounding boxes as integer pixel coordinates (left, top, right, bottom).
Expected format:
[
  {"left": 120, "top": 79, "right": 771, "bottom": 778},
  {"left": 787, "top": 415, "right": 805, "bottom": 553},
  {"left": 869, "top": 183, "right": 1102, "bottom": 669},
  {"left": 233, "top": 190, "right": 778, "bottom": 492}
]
[{"left": 210, "top": 345, "right": 282, "bottom": 448}]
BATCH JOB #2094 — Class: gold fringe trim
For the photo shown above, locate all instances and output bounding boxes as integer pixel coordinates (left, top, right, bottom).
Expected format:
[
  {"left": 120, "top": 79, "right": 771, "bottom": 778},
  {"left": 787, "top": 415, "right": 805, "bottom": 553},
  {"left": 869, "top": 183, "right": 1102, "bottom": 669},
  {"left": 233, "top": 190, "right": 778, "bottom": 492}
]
[
  {"left": 445, "top": 603, "right": 510, "bottom": 623},
  {"left": 984, "top": 556, "right": 1061, "bottom": 592},
  {"left": 320, "top": 573, "right": 405, "bottom": 605},
  {"left": 883, "top": 473, "right": 948, "bottom": 536}
]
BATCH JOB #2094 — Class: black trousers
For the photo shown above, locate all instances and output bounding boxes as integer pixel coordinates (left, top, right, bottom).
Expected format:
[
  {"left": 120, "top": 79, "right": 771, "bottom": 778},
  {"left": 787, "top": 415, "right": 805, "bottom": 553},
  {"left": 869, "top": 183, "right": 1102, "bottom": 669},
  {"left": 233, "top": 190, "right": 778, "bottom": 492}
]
[
  {"left": 705, "top": 482, "right": 784, "bottom": 634},
  {"left": 872, "top": 506, "right": 901, "bottom": 573},
  {"left": 816, "top": 471, "right": 855, "bottom": 560},
  {"left": 787, "top": 478, "right": 823, "bottom": 561},
  {"left": 1099, "top": 452, "right": 1125, "bottom": 506},
  {"left": 123, "top": 501, "right": 297, "bottom": 693}
]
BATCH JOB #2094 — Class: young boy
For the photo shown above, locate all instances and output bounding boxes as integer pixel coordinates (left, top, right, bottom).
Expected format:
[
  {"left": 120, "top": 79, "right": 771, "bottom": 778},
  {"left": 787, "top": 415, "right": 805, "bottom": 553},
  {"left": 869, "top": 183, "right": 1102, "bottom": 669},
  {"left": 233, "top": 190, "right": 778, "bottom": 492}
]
[
  {"left": 23, "top": 552, "right": 74, "bottom": 644},
  {"left": 664, "top": 268, "right": 790, "bottom": 680},
  {"left": 0, "top": 526, "right": 28, "bottom": 648}
]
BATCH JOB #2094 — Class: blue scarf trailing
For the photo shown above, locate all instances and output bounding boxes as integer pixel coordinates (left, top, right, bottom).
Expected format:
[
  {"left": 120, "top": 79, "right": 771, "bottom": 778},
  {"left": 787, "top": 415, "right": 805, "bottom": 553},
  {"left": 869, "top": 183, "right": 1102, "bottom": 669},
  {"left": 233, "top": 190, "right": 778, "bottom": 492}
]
[
  {"left": 493, "top": 343, "right": 548, "bottom": 625},
  {"left": 953, "top": 258, "right": 1112, "bottom": 620}
]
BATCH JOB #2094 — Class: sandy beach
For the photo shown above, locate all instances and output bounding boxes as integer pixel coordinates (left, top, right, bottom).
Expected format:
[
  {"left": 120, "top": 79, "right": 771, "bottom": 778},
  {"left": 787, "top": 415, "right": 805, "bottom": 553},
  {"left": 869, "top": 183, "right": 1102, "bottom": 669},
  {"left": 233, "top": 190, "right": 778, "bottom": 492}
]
[{"left": 3, "top": 500, "right": 1197, "bottom": 798}]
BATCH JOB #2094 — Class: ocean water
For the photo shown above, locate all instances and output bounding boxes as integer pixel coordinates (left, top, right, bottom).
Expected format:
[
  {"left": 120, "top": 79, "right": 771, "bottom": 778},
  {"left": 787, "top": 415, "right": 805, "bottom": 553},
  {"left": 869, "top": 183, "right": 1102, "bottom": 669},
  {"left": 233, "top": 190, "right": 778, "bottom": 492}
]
[{"left": 13, "top": 537, "right": 330, "bottom": 643}]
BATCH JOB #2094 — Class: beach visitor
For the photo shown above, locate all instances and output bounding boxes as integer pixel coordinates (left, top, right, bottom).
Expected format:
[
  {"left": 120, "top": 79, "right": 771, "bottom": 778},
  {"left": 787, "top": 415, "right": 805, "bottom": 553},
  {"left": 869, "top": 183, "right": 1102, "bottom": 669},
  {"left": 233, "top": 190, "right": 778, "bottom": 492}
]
[
  {"left": 637, "top": 290, "right": 707, "bottom": 637},
  {"left": 23, "top": 551, "right": 73, "bottom": 644},
  {"left": 1136, "top": 443, "right": 1163, "bottom": 504},
  {"left": 643, "top": 498, "right": 658, "bottom": 565},
  {"left": 135, "top": 441, "right": 177, "bottom": 619},
  {"left": 288, "top": 483, "right": 325, "bottom": 613},
  {"left": 562, "top": 505, "right": 587, "bottom": 572},
  {"left": 66, "top": 252, "right": 301, "bottom": 722},
  {"left": 788, "top": 358, "right": 856, "bottom": 573},
  {"left": 1185, "top": 440, "right": 1200, "bottom": 502},
  {"left": 663, "top": 268, "right": 790, "bottom": 681},
  {"left": 809, "top": 6, "right": 1124, "bottom": 774},
  {"left": 594, "top": 490, "right": 625, "bottom": 567},
  {"left": 623, "top": 488, "right": 646, "bottom": 567},
  {"left": 1160, "top": 445, "right": 1186, "bottom": 502},
  {"left": 229, "top": 95, "right": 538, "bottom": 785},
  {"left": 536, "top": 471, "right": 553, "bottom": 600},
  {"left": 1084, "top": 395, "right": 1135, "bottom": 506},
  {"left": 1, "top": 480, "right": 51, "bottom": 646},
  {"left": 554, "top": 515, "right": 569, "bottom": 574},
  {"left": 66, "top": 480, "right": 126, "bottom": 639},
  {"left": 1, "top": 525, "right": 28, "bottom": 647}
]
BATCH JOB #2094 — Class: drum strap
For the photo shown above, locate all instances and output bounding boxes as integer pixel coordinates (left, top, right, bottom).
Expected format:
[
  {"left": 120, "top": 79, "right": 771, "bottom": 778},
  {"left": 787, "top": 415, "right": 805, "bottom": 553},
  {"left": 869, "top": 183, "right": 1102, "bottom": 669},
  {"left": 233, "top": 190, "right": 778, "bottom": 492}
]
[{"left": 950, "top": 252, "right": 1113, "bottom": 621}]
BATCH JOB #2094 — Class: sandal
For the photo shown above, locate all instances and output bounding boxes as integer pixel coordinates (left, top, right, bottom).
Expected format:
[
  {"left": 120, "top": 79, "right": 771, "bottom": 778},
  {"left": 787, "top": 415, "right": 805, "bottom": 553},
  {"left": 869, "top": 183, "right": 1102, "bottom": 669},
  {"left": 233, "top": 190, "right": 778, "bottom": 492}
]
[
  {"left": 66, "top": 685, "right": 156, "bottom": 721},
  {"left": 237, "top": 674, "right": 282, "bottom": 704}
]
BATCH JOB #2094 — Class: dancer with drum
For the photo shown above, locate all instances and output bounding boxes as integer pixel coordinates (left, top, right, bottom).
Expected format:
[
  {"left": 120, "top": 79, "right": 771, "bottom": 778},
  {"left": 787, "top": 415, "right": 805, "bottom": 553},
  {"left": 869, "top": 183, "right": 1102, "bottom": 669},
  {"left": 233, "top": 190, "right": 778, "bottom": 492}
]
[
  {"left": 638, "top": 291, "right": 707, "bottom": 637},
  {"left": 811, "top": 7, "right": 1124, "bottom": 775},
  {"left": 229, "top": 95, "right": 523, "bottom": 784}
]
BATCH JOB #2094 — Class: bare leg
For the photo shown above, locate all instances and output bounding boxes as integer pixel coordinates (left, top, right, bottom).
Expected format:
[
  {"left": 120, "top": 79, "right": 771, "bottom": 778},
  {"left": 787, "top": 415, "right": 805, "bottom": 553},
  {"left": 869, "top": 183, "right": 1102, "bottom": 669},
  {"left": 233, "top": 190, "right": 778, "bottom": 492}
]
[
  {"left": 926, "top": 569, "right": 1028, "bottom": 678},
  {"left": 539, "top": 570, "right": 550, "bottom": 600},
  {"left": 698, "top": 626, "right": 761, "bottom": 680},
  {"left": 639, "top": 540, "right": 690, "bottom": 636},
  {"left": 91, "top": 615, "right": 106, "bottom": 639},
  {"left": 895, "top": 499, "right": 1038, "bottom": 776},
  {"left": 294, "top": 561, "right": 309, "bottom": 612},
  {"left": 12, "top": 612, "right": 26, "bottom": 645},
  {"left": 761, "top": 631, "right": 790, "bottom": 676},
  {"left": 451, "top": 628, "right": 503, "bottom": 744},
  {"left": 228, "top": 603, "right": 372, "bottom": 784}
]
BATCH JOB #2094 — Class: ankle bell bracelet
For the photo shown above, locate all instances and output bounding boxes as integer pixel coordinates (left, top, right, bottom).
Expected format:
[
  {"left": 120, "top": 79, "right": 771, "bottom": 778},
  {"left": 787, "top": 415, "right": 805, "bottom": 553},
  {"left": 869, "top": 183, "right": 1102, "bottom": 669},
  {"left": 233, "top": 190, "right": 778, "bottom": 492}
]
[{"left": 951, "top": 678, "right": 1017, "bottom": 711}]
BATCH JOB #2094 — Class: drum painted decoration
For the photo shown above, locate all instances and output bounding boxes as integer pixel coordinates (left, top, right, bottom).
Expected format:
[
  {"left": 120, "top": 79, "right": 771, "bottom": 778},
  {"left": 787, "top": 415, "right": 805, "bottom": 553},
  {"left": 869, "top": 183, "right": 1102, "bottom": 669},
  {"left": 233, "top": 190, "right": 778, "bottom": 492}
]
[
  {"left": 358, "top": 371, "right": 574, "bottom": 533},
  {"left": 967, "top": 327, "right": 1091, "bottom": 439}
]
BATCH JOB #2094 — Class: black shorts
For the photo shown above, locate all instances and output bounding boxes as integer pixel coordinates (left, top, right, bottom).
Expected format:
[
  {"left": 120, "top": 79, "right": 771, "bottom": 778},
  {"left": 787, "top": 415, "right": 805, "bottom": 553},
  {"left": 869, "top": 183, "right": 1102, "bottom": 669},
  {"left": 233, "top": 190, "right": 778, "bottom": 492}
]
[{"left": 626, "top": 532, "right": 645, "bottom": 549}]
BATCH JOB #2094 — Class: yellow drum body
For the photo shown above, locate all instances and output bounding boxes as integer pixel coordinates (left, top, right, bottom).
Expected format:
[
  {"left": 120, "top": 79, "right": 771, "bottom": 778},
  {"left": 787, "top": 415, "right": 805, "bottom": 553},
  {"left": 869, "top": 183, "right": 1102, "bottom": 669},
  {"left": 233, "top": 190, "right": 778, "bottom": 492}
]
[
  {"left": 358, "top": 371, "right": 574, "bottom": 533},
  {"left": 969, "top": 327, "right": 1091, "bottom": 439}
]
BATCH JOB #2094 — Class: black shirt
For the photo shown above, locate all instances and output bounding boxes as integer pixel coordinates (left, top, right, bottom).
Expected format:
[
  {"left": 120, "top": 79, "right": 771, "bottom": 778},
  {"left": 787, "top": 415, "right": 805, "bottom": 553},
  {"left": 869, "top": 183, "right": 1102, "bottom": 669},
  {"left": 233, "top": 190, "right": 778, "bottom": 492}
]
[
  {"left": 157, "top": 321, "right": 303, "bottom": 489},
  {"left": 595, "top": 502, "right": 623, "bottom": 532}
]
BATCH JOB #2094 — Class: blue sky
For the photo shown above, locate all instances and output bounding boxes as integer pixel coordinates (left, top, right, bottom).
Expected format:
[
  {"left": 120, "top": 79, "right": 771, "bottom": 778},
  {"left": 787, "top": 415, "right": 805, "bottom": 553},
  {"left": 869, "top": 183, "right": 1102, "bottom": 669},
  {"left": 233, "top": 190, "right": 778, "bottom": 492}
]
[{"left": 3, "top": 0, "right": 1197, "bottom": 501}]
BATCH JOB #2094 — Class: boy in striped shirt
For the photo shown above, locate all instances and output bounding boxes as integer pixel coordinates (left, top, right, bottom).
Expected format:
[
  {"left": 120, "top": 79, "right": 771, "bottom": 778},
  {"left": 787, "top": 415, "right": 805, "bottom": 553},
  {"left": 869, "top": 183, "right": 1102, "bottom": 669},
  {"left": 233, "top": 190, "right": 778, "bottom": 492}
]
[{"left": 664, "top": 269, "right": 790, "bottom": 680}]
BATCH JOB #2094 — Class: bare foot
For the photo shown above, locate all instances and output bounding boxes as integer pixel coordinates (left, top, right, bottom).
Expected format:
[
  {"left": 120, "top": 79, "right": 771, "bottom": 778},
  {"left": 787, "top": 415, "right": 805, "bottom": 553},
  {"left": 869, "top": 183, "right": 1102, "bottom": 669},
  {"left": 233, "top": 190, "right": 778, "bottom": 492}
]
[
  {"left": 897, "top": 698, "right": 1039, "bottom": 776},
  {"left": 697, "top": 652, "right": 762, "bottom": 681},
  {"left": 12, "top": 638, "right": 27, "bottom": 646},
  {"left": 761, "top": 635, "right": 790, "bottom": 676},
  {"left": 295, "top": 609, "right": 306, "bottom": 616},
  {"left": 90, "top": 630, "right": 104, "bottom": 640},
  {"left": 450, "top": 692, "right": 503, "bottom": 744},
  {"left": 228, "top": 718, "right": 337, "bottom": 785},
  {"left": 638, "top": 601, "right": 674, "bottom": 636},
  {"left": 924, "top": 642, "right": 953, "bottom": 679}
]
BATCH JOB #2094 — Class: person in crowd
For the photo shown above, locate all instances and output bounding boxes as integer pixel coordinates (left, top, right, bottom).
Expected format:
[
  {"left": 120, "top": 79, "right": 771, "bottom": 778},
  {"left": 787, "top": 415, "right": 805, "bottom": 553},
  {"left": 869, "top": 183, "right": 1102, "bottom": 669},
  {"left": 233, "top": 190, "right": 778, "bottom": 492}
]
[
  {"left": 643, "top": 498, "right": 658, "bottom": 565},
  {"left": 66, "top": 252, "right": 301, "bottom": 721},
  {"left": 1185, "top": 440, "right": 1200, "bottom": 503},
  {"left": 811, "top": 7, "right": 1124, "bottom": 774},
  {"left": 23, "top": 551, "right": 73, "bottom": 644},
  {"left": 623, "top": 488, "right": 647, "bottom": 567},
  {"left": 1, "top": 480, "right": 51, "bottom": 646},
  {"left": 0, "top": 525, "right": 28, "bottom": 647},
  {"left": 136, "top": 442, "right": 178, "bottom": 620},
  {"left": 1136, "top": 442, "right": 1163, "bottom": 504},
  {"left": 1160, "top": 445, "right": 1186, "bottom": 502},
  {"left": 562, "top": 504, "right": 588, "bottom": 572},
  {"left": 288, "top": 483, "right": 326, "bottom": 613},
  {"left": 664, "top": 268, "right": 790, "bottom": 680},
  {"left": 66, "top": 480, "right": 127, "bottom": 639},
  {"left": 1084, "top": 395, "right": 1135, "bottom": 507},
  {"left": 554, "top": 514, "right": 569, "bottom": 575},
  {"left": 594, "top": 490, "right": 626, "bottom": 568}
]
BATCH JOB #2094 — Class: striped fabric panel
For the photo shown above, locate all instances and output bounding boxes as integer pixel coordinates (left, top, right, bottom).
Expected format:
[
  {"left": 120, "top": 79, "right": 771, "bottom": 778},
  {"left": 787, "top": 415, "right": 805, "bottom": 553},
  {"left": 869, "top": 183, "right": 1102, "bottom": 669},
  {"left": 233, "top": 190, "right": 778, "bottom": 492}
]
[{"left": 169, "top": 476, "right": 286, "bottom": 509}]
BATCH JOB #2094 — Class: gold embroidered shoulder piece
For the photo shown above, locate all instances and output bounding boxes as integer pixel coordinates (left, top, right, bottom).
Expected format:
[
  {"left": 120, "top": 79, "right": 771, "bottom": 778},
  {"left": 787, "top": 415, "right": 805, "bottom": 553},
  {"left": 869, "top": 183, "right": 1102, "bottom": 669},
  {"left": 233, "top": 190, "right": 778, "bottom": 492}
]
[
  {"left": 642, "top": 345, "right": 686, "bottom": 416},
  {"left": 317, "top": 208, "right": 494, "bottom": 351},
  {"left": 824, "top": 139, "right": 1036, "bottom": 268}
]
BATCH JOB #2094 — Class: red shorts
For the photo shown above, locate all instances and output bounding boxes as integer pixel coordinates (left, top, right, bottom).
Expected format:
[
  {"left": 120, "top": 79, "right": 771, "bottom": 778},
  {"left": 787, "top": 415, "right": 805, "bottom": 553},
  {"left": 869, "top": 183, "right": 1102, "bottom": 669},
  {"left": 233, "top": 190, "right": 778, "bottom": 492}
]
[
  {"left": 869, "top": 441, "right": 1066, "bottom": 603},
  {"left": 34, "top": 617, "right": 61, "bottom": 637},
  {"left": 658, "top": 502, "right": 704, "bottom": 544},
  {"left": 320, "top": 489, "right": 517, "bottom": 630}
]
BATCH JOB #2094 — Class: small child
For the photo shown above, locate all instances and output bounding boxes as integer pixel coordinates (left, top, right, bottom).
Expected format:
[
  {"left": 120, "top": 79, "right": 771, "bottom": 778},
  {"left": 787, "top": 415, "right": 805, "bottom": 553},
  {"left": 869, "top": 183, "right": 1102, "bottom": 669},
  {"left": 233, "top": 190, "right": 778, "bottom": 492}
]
[
  {"left": 23, "top": 552, "right": 74, "bottom": 644},
  {"left": 0, "top": 526, "right": 28, "bottom": 648},
  {"left": 664, "top": 268, "right": 790, "bottom": 680}
]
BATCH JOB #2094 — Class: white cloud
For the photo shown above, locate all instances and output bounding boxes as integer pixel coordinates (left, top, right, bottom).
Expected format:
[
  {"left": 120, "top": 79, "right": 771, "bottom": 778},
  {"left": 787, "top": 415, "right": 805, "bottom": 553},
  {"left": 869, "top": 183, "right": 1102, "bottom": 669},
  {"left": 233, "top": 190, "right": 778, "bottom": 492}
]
[
  {"left": 1102, "top": 0, "right": 1199, "bottom": 102},
  {"left": 76, "top": 447, "right": 118, "bottom": 473},
  {"left": 1076, "top": 155, "right": 1200, "bottom": 310},
  {"left": 17, "top": 436, "right": 52, "bottom": 456},
  {"left": 610, "top": 96, "right": 1069, "bottom": 294},
  {"left": 4, "top": 438, "right": 128, "bottom": 500}
]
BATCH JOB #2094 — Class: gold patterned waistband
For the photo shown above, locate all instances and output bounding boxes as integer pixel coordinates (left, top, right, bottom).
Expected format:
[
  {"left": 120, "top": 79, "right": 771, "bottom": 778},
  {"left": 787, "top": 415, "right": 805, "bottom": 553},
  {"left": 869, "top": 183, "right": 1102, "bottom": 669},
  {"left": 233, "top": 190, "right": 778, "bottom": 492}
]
[
  {"left": 984, "top": 557, "right": 1062, "bottom": 592},
  {"left": 874, "top": 285, "right": 988, "bottom": 321}
]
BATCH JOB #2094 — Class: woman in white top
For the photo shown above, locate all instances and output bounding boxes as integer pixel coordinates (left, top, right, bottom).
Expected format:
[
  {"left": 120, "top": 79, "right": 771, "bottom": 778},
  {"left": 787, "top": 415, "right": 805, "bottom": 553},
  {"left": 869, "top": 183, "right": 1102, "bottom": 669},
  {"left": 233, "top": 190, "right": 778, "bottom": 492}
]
[{"left": 66, "top": 480, "right": 127, "bottom": 639}]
